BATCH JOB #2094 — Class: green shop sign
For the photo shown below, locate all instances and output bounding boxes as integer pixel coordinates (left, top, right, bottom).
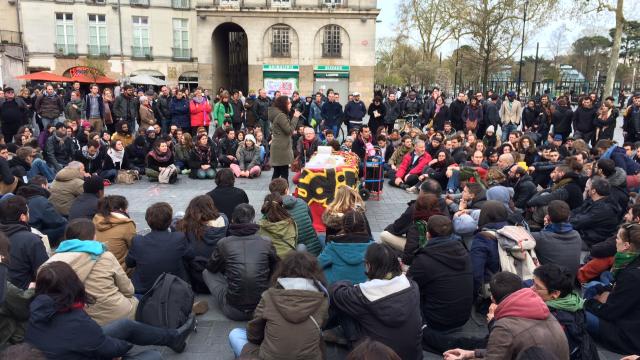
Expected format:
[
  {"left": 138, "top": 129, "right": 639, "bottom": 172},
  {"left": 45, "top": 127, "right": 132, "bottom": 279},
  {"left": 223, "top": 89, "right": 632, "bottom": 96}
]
[
  {"left": 263, "top": 64, "right": 299, "bottom": 72},
  {"left": 314, "top": 65, "right": 350, "bottom": 72}
]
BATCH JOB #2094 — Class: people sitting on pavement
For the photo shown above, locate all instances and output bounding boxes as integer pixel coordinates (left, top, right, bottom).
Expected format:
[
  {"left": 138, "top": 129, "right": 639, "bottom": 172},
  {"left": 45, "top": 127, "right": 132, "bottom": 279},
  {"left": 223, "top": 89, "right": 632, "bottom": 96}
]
[
  {"left": 93, "top": 195, "right": 136, "bottom": 272},
  {"left": 49, "top": 161, "right": 85, "bottom": 217},
  {"left": 68, "top": 175, "right": 104, "bottom": 221},
  {"left": 203, "top": 204, "right": 277, "bottom": 321}
]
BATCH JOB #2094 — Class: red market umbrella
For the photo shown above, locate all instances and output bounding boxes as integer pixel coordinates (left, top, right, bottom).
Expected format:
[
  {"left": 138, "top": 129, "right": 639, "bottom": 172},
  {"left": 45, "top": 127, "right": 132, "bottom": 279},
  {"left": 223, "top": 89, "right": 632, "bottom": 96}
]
[
  {"left": 70, "top": 73, "right": 118, "bottom": 84},
  {"left": 15, "top": 71, "right": 71, "bottom": 82}
]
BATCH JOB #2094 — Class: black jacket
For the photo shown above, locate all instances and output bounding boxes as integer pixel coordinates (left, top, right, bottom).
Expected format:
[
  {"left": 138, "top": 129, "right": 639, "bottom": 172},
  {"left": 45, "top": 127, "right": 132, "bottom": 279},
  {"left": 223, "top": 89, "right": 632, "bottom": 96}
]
[
  {"left": 623, "top": 105, "right": 640, "bottom": 135},
  {"left": 45, "top": 135, "right": 74, "bottom": 171},
  {"left": 584, "top": 256, "right": 640, "bottom": 355},
  {"left": 549, "top": 307, "right": 599, "bottom": 360},
  {"left": 383, "top": 100, "right": 402, "bottom": 125},
  {"left": 26, "top": 295, "right": 132, "bottom": 360},
  {"left": 125, "top": 230, "right": 194, "bottom": 294},
  {"left": 0, "top": 157, "right": 14, "bottom": 186},
  {"left": 522, "top": 106, "right": 543, "bottom": 131},
  {"left": 384, "top": 199, "right": 450, "bottom": 236},
  {"left": 206, "top": 185, "right": 249, "bottom": 220},
  {"left": 512, "top": 174, "right": 537, "bottom": 209},
  {"left": 570, "top": 197, "right": 621, "bottom": 248},
  {"left": 408, "top": 235, "right": 473, "bottom": 331},
  {"left": 73, "top": 149, "right": 106, "bottom": 175},
  {"left": 330, "top": 275, "right": 423, "bottom": 360},
  {"left": 205, "top": 223, "right": 278, "bottom": 311},
  {"left": 0, "top": 221, "right": 48, "bottom": 289},
  {"left": 124, "top": 139, "right": 147, "bottom": 169},
  {"left": 527, "top": 173, "right": 584, "bottom": 210},
  {"left": 432, "top": 105, "right": 450, "bottom": 131},
  {"left": 252, "top": 96, "right": 271, "bottom": 122},
  {"left": 572, "top": 106, "right": 597, "bottom": 133},
  {"left": 553, "top": 105, "right": 574, "bottom": 134},
  {"left": 8, "top": 157, "right": 31, "bottom": 179},
  {"left": 68, "top": 193, "right": 100, "bottom": 221},
  {"left": 154, "top": 94, "right": 171, "bottom": 122},
  {"left": 449, "top": 99, "right": 466, "bottom": 131}
]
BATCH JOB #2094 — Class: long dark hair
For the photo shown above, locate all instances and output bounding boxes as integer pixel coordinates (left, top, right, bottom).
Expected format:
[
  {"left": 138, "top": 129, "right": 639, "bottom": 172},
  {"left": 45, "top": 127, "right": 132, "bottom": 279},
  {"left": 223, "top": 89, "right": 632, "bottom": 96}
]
[
  {"left": 261, "top": 193, "right": 292, "bottom": 223},
  {"left": 270, "top": 251, "right": 327, "bottom": 288},
  {"left": 272, "top": 95, "right": 290, "bottom": 116},
  {"left": 97, "top": 195, "right": 128, "bottom": 223},
  {"left": 35, "top": 261, "right": 96, "bottom": 310},
  {"left": 176, "top": 195, "right": 221, "bottom": 241}
]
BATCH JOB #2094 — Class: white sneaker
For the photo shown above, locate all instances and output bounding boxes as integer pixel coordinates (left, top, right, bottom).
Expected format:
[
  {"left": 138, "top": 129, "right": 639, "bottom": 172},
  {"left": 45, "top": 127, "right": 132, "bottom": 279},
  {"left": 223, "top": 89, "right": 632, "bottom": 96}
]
[{"left": 405, "top": 186, "right": 418, "bottom": 194}]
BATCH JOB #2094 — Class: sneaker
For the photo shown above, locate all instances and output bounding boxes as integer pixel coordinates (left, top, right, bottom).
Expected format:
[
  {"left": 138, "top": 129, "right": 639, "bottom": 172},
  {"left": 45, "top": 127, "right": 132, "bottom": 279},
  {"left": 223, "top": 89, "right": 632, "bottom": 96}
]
[
  {"left": 103, "top": 179, "right": 111, "bottom": 187},
  {"left": 192, "top": 300, "right": 209, "bottom": 315},
  {"left": 169, "top": 313, "right": 196, "bottom": 353},
  {"left": 405, "top": 186, "right": 418, "bottom": 194}
]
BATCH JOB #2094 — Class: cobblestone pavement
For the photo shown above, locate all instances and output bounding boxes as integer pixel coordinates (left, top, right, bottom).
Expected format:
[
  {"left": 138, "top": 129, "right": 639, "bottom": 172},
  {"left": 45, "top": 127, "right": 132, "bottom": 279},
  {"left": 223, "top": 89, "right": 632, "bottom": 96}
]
[{"left": 106, "top": 171, "right": 622, "bottom": 360}]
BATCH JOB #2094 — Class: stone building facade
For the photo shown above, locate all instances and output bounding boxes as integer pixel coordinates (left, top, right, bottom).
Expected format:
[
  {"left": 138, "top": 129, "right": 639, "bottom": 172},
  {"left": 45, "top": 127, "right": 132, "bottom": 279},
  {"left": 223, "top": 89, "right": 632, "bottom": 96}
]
[{"left": 16, "top": 0, "right": 378, "bottom": 100}]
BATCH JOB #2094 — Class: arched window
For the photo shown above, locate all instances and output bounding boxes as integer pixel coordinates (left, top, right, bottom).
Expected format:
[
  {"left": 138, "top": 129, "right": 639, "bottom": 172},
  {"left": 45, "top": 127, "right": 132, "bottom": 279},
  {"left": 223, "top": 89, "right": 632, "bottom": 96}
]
[
  {"left": 271, "top": 25, "right": 291, "bottom": 57},
  {"left": 322, "top": 25, "right": 342, "bottom": 58}
]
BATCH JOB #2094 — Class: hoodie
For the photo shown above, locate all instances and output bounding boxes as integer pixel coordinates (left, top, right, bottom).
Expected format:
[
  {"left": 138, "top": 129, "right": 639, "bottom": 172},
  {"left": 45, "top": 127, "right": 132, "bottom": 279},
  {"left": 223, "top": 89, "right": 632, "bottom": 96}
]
[
  {"left": 258, "top": 218, "right": 297, "bottom": 258},
  {"left": 26, "top": 295, "right": 132, "bottom": 360},
  {"left": 476, "top": 288, "right": 570, "bottom": 360},
  {"left": 318, "top": 233, "right": 372, "bottom": 284},
  {"left": 408, "top": 235, "right": 474, "bottom": 330},
  {"left": 282, "top": 195, "right": 321, "bottom": 256},
  {"left": 244, "top": 278, "right": 328, "bottom": 360},
  {"left": 330, "top": 274, "right": 423, "bottom": 360}
]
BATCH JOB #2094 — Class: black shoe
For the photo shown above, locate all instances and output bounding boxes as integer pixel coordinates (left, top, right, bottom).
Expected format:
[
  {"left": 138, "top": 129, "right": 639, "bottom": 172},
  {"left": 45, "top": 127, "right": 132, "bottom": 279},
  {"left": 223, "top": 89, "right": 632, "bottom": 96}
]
[
  {"left": 399, "top": 183, "right": 408, "bottom": 190},
  {"left": 169, "top": 314, "right": 196, "bottom": 353}
]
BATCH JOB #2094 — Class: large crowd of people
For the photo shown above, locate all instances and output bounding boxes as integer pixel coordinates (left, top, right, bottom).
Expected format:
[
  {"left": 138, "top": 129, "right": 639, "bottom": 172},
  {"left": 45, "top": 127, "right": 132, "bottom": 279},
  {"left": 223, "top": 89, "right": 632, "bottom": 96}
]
[{"left": 0, "top": 82, "right": 640, "bottom": 359}]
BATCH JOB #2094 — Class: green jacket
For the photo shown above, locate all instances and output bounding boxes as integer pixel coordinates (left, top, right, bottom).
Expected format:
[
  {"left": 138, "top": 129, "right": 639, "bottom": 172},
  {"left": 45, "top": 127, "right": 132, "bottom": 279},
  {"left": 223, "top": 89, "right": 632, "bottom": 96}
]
[
  {"left": 282, "top": 195, "right": 322, "bottom": 256},
  {"left": 214, "top": 102, "right": 234, "bottom": 127},
  {"left": 0, "top": 280, "right": 34, "bottom": 349},
  {"left": 258, "top": 218, "right": 298, "bottom": 259}
]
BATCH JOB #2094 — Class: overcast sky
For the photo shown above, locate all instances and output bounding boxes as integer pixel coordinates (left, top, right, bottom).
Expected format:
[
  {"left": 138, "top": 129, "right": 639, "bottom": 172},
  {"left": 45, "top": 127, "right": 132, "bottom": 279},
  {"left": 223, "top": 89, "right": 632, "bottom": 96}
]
[{"left": 375, "top": 0, "right": 639, "bottom": 60}]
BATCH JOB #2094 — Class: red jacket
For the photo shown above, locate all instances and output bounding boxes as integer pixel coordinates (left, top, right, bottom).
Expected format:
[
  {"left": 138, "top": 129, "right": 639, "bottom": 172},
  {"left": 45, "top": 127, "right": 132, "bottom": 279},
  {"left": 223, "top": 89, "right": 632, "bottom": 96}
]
[
  {"left": 189, "top": 98, "right": 212, "bottom": 127},
  {"left": 396, "top": 151, "right": 432, "bottom": 179}
]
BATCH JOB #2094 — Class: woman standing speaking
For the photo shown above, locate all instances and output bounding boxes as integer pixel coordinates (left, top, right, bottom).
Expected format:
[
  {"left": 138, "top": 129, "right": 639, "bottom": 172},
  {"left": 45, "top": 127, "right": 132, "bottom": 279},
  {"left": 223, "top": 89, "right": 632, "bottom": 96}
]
[{"left": 268, "top": 96, "right": 300, "bottom": 180}]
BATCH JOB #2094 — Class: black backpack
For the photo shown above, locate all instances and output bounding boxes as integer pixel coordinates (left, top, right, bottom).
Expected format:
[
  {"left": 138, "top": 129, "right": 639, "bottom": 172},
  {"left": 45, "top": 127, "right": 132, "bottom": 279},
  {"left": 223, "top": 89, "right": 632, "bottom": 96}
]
[{"left": 136, "top": 273, "right": 194, "bottom": 329}]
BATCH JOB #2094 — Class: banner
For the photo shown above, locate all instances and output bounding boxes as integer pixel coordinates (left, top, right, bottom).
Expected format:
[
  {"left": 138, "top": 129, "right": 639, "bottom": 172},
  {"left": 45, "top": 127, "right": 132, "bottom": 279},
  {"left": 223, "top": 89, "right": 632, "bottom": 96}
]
[{"left": 264, "top": 77, "right": 298, "bottom": 97}]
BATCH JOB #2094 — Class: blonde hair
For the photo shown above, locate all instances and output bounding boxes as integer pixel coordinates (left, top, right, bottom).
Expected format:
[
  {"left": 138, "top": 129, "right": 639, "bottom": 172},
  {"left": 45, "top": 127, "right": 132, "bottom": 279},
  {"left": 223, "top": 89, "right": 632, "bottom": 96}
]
[{"left": 326, "top": 185, "right": 365, "bottom": 214}]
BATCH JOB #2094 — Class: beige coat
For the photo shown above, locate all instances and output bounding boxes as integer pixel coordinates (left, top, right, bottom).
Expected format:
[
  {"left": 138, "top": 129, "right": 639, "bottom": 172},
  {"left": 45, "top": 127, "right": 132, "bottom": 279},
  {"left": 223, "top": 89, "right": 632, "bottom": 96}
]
[
  {"left": 93, "top": 212, "right": 137, "bottom": 271},
  {"left": 44, "top": 249, "right": 138, "bottom": 326},
  {"left": 49, "top": 167, "right": 84, "bottom": 216},
  {"left": 139, "top": 105, "right": 156, "bottom": 130}
]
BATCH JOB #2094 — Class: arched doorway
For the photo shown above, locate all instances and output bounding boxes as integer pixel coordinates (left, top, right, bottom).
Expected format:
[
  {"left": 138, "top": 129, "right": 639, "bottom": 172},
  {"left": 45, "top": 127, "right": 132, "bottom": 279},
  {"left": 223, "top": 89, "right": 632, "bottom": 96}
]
[{"left": 212, "top": 22, "right": 248, "bottom": 93}]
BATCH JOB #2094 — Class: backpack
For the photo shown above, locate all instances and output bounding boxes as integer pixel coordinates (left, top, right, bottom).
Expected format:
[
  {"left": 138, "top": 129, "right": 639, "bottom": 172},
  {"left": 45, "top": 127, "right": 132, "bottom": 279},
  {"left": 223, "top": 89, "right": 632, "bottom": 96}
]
[
  {"left": 481, "top": 225, "right": 538, "bottom": 281},
  {"left": 136, "top": 273, "right": 194, "bottom": 329},
  {"left": 158, "top": 164, "right": 178, "bottom": 184}
]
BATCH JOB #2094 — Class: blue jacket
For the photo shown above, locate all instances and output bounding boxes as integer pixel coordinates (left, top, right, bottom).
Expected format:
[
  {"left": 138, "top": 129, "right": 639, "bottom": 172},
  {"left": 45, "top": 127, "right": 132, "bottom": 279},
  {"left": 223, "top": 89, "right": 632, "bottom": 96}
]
[
  {"left": 318, "top": 233, "right": 372, "bottom": 285},
  {"left": 125, "top": 230, "right": 194, "bottom": 294},
  {"left": 470, "top": 221, "right": 507, "bottom": 296},
  {"left": 603, "top": 145, "right": 640, "bottom": 175},
  {"left": 26, "top": 295, "right": 132, "bottom": 359},
  {"left": 344, "top": 100, "right": 367, "bottom": 121},
  {"left": 170, "top": 97, "right": 191, "bottom": 130}
]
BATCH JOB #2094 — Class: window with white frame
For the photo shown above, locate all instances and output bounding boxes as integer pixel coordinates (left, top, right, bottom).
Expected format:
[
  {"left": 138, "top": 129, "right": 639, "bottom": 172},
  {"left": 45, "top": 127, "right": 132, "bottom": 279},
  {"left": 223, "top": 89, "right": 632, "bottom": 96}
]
[
  {"left": 219, "top": 0, "right": 239, "bottom": 7},
  {"left": 172, "top": 18, "right": 190, "bottom": 59},
  {"left": 55, "top": 13, "right": 76, "bottom": 55},
  {"left": 271, "top": 25, "right": 290, "bottom": 57},
  {"left": 324, "top": 0, "right": 343, "bottom": 5},
  {"left": 323, "top": 25, "right": 341, "bottom": 57},
  {"left": 271, "top": 0, "right": 290, "bottom": 7},
  {"left": 132, "top": 16, "right": 150, "bottom": 57},
  {"left": 88, "top": 14, "right": 108, "bottom": 56}
]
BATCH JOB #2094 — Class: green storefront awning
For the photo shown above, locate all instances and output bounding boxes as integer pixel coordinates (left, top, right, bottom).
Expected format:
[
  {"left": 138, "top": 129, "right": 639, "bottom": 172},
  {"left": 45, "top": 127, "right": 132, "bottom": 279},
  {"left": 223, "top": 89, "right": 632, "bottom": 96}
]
[
  {"left": 314, "top": 72, "right": 349, "bottom": 78},
  {"left": 263, "top": 64, "right": 299, "bottom": 72},
  {"left": 263, "top": 71, "right": 299, "bottom": 79},
  {"left": 314, "top": 65, "right": 350, "bottom": 72}
]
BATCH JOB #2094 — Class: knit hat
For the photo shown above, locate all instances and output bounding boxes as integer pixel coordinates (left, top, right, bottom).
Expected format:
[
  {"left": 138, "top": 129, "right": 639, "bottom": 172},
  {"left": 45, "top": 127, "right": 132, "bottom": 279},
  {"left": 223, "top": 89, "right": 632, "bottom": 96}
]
[
  {"left": 83, "top": 175, "right": 104, "bottom": 194},
  {"left": 553, "top": 134, "right": 563, "bottom": 142},
  {"left": 244, "top": 134, "right": 256, "bottom": 145},
  {"left": 345, "top": 136, "right": 354, "bottom": 142},
  {"left": 486, "top": 186, "right": 514, "bottom": 209},
  {"left": 147, "top": 126, "right": 155, "bottom": 133},
  {"left": 486, "top": 125, "right": 495, "bottom": 134}
]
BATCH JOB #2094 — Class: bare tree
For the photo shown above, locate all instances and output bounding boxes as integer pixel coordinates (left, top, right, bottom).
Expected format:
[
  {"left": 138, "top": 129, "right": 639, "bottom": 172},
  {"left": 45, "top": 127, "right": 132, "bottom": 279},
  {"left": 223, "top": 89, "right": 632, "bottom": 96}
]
[{"left": 398, "top": 0, "right": 456, "bottom": 61}]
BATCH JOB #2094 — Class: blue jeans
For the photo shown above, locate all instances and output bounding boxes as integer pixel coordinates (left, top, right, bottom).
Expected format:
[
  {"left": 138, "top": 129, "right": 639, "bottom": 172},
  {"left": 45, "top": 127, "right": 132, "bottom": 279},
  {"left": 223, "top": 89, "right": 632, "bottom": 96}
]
[
  {"left": 197, "top": 168, "right": 216, "bottom": 179},
  {"left": 161, "top": 118, "right": 171, "bottom": 136},
  {"left": 259, "top": 118, "right": 270, "bottom": 141},
  {"left": 501, "top": 123, "right": 518, "bottom": 142},
  {"left": 229, "top": 328, "right": 248, "bottom": 358},
  {"left": 583, "top": 271, "right": 614, "bottom": 300},
  {"left": 99, "top": 169, "right": 117, "bottom": 182},
  {"left": 40, "top": 117, "right": 57, "bottom": 129},
  {"left": 585, "top": 311, "right": 600, "bottom": 338},
  {"left": 447, "top": 170, "right": 460, "bottom": 192},
  {"left": 28, "top": 158, "right": 55, "bottom": 182},
  {"left": 102, "top": 319, "right": 176, "bottom": 359}
]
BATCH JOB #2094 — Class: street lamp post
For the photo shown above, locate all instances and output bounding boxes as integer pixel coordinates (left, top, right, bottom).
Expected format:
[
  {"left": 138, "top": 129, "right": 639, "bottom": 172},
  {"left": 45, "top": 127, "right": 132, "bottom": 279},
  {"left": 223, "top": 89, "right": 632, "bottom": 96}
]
[{"left": 516, "top": 0, "right": 529, "bottom": 98}]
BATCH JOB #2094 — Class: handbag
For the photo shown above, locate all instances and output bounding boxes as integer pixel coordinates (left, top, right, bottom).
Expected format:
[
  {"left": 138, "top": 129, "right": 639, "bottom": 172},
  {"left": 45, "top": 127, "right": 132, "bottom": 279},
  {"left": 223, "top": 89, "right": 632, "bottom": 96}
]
[{"left": 116, "top": 170, "right": 139, "bottom": 184}]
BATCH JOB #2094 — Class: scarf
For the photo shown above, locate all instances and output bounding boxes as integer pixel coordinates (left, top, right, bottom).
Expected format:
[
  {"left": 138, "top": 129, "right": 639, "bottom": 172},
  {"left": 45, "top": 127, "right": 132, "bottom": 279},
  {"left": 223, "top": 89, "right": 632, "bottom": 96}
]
[
  {"left": 611, "top": 251, "right": 640, "bottom": 277},
  {"left": 107, "top": 147, "right": 125, "bottom": 165},
  {"left": 81, "top": 146, "right": 98, "bottom": 160},
  {"left": 195, "top": 143, "right": 211, "bottom": 162},
  {"left": 545, "top": 291, "right": 584, "bottom": 312},
  {"left": 148, "top": 147, "right": 172, "bottom": 162},
  {"left": 45, "top": 92, "right": 57, "bottom": 99},
  {"left": 435, "top": 103, "right": 442, "bottom": 115},
  {"left": 542, "top": 222, "right": 573, "bottom": 234},
  {"left": 192, "top": 95, "right": 205, "bottom": 104}
]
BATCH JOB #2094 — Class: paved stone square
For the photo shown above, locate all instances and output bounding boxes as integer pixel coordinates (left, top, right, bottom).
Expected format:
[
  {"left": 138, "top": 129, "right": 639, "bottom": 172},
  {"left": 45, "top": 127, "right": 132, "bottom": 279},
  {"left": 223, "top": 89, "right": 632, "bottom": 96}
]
[{"left": 107, "top": 170, "right": 622, "bottom": 360}]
